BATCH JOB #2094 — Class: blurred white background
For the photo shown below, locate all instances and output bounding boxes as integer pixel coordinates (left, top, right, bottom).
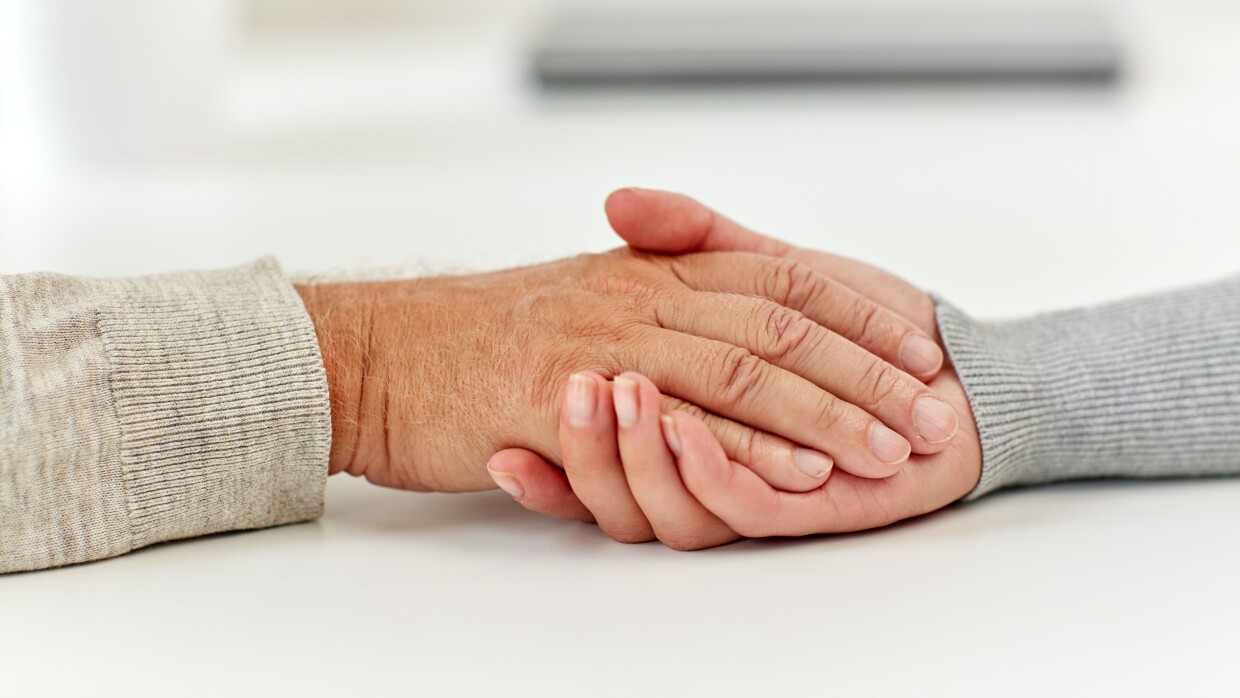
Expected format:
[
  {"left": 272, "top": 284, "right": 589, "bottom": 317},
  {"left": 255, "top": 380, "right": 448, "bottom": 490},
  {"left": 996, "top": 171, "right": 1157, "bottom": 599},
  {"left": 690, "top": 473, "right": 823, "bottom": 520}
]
[
  {"left": 1, "top": 0, "right": 1238, "bottom": 319},
  {"left": 5, "top": 2, "right": 1240, "bottom": 697}
]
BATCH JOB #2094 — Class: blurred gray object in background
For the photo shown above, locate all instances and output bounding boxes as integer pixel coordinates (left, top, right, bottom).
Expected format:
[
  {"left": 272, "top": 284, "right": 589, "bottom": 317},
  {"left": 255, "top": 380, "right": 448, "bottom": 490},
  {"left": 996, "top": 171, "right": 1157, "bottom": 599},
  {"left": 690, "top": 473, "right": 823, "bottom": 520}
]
[{"left": 531, "top": 3, "right": 1123, "bottom": 88}]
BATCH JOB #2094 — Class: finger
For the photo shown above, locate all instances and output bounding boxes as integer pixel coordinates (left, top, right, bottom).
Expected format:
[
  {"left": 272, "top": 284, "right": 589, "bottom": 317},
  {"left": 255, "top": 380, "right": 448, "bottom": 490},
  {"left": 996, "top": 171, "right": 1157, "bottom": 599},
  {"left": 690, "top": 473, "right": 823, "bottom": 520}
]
[
  {"left": 605, "top": 187, "right": 938, "bottom": 337},
  {"left": 606, "top": 187, "right": 796, "bottom": 258},
  {"left": 656, "top": 291, "right": 958, "bottom": 453},
  {"left": 612, "top": 373, "right": 739, "bottom": 550},
  {"left": 660, "top": 394, "right": 833, "bottom": 493},
  {"left": 487, "top": 449, "right": 595, "bottom": 523},
  {"left": 661, "top": 251, "right": 942, "bottom": 379},
  {"left": 660, "top": 409, "right": 778, "bottom": 541},
  {"left": 636, "top": 330, "right": 912, "bottom": 479},
  {"left": 559, "top": 372, "right": 655, "bottom": 543},
  {"left": 672, "top": 411, "right": 973, "bottom": 538}
]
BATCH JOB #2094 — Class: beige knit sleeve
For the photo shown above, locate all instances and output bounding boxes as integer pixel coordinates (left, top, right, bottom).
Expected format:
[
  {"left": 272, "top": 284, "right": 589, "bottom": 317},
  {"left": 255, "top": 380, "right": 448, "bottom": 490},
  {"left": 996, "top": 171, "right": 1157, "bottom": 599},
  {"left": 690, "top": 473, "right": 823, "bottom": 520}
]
[{"left": 0, "top": 258, "right": 331, "bottom": 573}]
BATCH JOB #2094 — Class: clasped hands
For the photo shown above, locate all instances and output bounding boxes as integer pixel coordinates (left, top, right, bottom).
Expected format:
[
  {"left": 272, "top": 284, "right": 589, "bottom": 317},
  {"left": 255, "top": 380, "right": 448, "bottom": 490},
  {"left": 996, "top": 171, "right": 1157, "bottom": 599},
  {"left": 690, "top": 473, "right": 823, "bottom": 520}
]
[{"left": 295, "top": 188, "right": 982, "bottom": 551}]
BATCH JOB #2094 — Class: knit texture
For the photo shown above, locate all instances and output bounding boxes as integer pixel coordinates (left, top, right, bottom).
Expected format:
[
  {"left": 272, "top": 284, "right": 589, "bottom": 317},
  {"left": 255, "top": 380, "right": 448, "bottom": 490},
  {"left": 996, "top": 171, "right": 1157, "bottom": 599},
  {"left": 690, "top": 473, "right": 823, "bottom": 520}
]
[
  {"left": 0, "top": 258, "right": 331, "bottom": 573},
  {"left": 936, "top": 275, "right": 1240, "bottom": 499}
]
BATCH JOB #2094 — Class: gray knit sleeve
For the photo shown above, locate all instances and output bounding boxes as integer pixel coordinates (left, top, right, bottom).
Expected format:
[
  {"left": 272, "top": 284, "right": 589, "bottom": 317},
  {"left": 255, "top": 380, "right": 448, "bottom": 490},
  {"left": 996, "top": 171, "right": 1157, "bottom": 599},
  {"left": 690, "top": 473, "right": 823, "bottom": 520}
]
[
  {"left": 936, "top": 275, "right": 1240, "bottom": 500},
  {"left": 0, "top": 258, "right": 331, "bottom": 573}
]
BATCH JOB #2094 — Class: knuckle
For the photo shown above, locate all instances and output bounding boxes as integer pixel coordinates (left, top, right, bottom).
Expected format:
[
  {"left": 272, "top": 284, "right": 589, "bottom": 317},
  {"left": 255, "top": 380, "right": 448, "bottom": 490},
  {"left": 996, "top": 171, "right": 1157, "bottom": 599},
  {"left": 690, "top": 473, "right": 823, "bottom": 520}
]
[
  {"left": 609, "top": 317, "right": 654, "bottom": 350},
  {"left": 762, "top": 259, "right": 820, "bottom": 308},
  {"left": 664, "top": 397, "right": 746, "bottom": 462},
  {"left": 730, "top": 516, "right": 770, "bottom": 539},
  {"left": 659, "top": 531, "right": 711, "bottom": 552},
  {"left": 854, "top": 360, "right": 900, "bottom": 411},
  {"left": 662, "top": 396, "right": 706, "bottom": 420},
  {"left": 847, "top": 297, "right": 885, "bottom": 346},
  {"left": 579, "top": 253, "right": 666, "bottom": 307},
  {"left": 731, "top": 424, "right": 758, "bottom": 467},
  {"left": 810, "top": 391, "right": 846, "bottom": 433},
  {"left": 663, "top": 255, "right": 694, "bottom": 288},
  {"left": 713, "top": 347, "right": 769, "bottom": 410},
  {"left": 826, "top": 478, "right": 872, "bottom": 531},
  {"left": 755, "top": 303, "right": 814, "bottom": 364},
  {"left": 835, "top": 482, "right": 900, "bottom": 531},
  {"left": 521, "top": 306, "right": 664, "bottom": 415},
  {"left": 603, "top": 523, "right": 656, "bottom": 544},
  {"left": 613, "top": 277, "right": 664, "bottom": 313}
]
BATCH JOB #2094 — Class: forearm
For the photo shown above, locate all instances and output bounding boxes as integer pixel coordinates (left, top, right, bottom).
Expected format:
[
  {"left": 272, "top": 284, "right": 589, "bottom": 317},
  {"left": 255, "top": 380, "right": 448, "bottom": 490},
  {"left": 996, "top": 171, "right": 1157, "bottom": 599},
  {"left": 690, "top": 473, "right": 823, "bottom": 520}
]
[{"left": 937, "top": 275, "right": 1240, "bottom": 498}]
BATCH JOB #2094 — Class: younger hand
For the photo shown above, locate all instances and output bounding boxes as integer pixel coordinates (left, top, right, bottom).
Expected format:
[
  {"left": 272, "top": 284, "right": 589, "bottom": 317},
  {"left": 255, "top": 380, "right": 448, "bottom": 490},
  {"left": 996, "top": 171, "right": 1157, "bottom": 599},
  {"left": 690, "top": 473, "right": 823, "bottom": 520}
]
[{"left": 489, "top": 368, "right": 978, "bottom": 548}]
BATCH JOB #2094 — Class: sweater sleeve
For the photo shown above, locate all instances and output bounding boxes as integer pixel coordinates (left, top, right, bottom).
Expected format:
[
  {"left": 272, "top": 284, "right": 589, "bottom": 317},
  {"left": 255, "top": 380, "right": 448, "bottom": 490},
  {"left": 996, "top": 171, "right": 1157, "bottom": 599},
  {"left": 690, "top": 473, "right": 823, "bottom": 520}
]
[
  {"left": 935, "top": 275, "right": 1240, "bottom": 500},
  {"left": 0, "top": 258, "right": 331, "bottom": 573}
]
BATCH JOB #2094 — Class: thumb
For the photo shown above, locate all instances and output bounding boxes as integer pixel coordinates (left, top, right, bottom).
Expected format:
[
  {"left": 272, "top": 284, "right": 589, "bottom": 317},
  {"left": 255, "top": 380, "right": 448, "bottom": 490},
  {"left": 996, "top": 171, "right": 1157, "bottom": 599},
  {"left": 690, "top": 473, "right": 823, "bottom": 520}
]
[
  {"left": 487, "top": 449, "right": 596, "bottom": 523},
  {"left": 604, "top": 187, "right": 793, "bottom": 257},
  {"left": 604, "top": 187, "right": 938, "bottom": 337}
]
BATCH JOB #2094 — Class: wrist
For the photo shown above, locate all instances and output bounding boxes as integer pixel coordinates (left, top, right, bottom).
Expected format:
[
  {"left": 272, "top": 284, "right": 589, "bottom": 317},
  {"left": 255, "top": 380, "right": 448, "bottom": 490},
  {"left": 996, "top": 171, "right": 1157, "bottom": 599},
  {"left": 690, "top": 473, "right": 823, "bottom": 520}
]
[{"left": 294, "top": 281, "right": 381, "bottom": 478}]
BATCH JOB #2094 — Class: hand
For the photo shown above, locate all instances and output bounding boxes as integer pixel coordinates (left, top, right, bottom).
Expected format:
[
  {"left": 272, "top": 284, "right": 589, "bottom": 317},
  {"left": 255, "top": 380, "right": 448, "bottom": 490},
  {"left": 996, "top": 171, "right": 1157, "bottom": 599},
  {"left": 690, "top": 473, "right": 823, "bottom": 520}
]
[
  {"left": 492, "top": 367, "right": 977, "bottom": 548},
  {"left": 606, "top": 187, "right": 939, "bottom": 337},
  {"left": 487, "top": 188, "right": 981, "bottom": 545},
  {"left": 294, "top": 246, "right": 955, "bottom": 493}
]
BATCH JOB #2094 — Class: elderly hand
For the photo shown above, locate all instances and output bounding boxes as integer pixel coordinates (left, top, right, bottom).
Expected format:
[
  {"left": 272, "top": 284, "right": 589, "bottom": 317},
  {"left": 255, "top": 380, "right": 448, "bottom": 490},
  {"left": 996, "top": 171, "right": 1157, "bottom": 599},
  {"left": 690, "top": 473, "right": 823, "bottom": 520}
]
[
  {"left": 294, "top": 243, "right": 958, "bottom": 494},
  {"left": 487, "top": 189, "right": 981, "bottom": 546}
]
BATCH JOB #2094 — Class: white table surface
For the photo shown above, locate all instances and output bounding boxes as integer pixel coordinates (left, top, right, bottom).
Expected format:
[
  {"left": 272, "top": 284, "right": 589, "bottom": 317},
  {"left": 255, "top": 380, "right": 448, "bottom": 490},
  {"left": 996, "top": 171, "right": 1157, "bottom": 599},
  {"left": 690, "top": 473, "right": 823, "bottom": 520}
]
[{"left": 3, "top": 2, "right": 1240, "bottom": 695}]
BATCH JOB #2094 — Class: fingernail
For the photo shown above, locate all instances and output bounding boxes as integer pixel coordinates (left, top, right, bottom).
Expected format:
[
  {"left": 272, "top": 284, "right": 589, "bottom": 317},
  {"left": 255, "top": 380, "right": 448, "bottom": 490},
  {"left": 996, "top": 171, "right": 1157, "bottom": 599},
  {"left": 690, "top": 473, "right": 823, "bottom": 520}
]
[
  {"left": 869, "top": 423, "right": 911, "bottom": 465},
  {"left": 660, "top": 415, "right": 682, "bottom": 456},
  {"left": 793, "top": 448, "right": 833, "bottom": 479},
  {"left": 565, "top": 373, "right": 597, "bottom": 427},
  {"left": 914, "top": 396, "right": 959, "bottom": 444},
  {"left": 614, "top": 376, "right": 639, "bottom": 427},
  {"left": 900, "top": 334, "right": 943, "bottom": 376},
  {"left": 490, "top": 471, "right": 525, "bottom": 500}
]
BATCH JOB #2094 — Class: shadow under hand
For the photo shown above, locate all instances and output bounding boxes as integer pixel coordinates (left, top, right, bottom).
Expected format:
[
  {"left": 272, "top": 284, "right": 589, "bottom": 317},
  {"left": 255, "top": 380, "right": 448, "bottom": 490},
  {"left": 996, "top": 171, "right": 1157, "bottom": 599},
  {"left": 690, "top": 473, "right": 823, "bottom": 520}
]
[{"left": 323, "top": 476, "right": 529, "bottom": 535}]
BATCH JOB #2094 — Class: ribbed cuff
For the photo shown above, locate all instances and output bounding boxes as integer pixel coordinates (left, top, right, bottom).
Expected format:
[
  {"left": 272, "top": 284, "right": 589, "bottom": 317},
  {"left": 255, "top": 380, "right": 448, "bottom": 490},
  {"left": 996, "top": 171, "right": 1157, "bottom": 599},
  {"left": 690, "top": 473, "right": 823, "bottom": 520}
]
[
  {"left": 98, "top": 258, "right": 331, "bottom": 549},
  {"left": 936, "top": 275, "right": 1240, "bottom": 500}
]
